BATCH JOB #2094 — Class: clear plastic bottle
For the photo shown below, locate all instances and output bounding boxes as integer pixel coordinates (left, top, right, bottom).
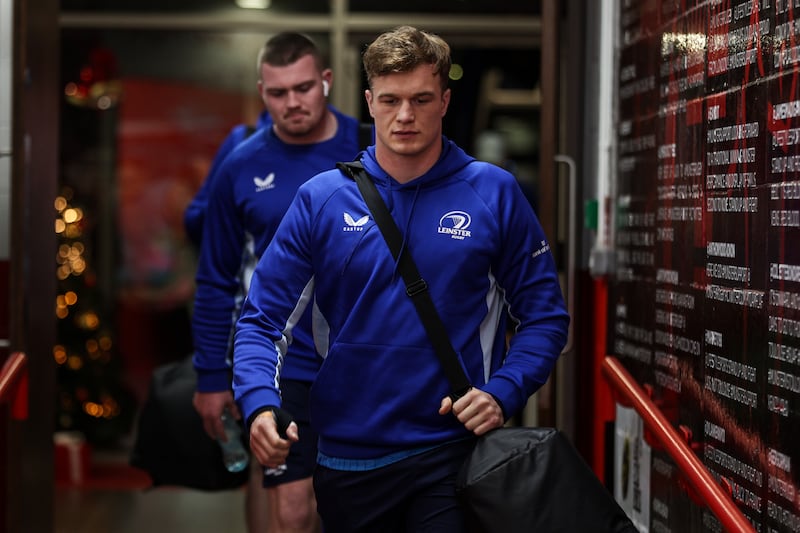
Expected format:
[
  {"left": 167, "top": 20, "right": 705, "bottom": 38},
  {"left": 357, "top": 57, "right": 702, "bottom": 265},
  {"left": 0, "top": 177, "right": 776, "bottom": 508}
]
[{"left": 218, "top": 409, "right": 249, "bottom": 473}]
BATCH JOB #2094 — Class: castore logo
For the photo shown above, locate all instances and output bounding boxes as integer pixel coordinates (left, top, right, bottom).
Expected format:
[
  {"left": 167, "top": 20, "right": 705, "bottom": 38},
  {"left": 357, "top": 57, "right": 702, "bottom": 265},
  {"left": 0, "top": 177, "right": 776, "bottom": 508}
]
[
  {"left": 343, "top": 212, "right": 369, "bottom": 231},
  {"left": 254, "top": 173, "right": 276, "bottom": 192}
]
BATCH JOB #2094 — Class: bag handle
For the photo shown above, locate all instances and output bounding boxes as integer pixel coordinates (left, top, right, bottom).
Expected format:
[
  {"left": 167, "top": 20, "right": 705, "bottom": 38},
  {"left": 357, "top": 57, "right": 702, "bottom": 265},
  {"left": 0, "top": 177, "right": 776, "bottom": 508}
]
[{"left": 336, "top": 161, "right": 472, "bottom": 401}]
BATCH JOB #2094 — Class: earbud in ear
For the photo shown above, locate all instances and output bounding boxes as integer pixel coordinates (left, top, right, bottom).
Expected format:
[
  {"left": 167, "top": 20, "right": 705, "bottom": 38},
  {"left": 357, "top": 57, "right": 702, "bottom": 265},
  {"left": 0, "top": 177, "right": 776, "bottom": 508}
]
[{"left": 322, "top": 80, "right": 330, "bottom": 97}]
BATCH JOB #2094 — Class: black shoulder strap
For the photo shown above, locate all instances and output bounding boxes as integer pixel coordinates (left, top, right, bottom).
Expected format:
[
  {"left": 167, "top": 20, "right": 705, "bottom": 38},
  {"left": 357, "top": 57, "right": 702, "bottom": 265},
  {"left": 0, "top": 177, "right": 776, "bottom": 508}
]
[
  {"left": 244, "top": 124, "right": 257, "bottom": 138},
  {"left": 358, "top": 123, "right": 373, "bottom": 151},
  {"left": 335, "top": 161, "right": 472, "bottom": 400}
]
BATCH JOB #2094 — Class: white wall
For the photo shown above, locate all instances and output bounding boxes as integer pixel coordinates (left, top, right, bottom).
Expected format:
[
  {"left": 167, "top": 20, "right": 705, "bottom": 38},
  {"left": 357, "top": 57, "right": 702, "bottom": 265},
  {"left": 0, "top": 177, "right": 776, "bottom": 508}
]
[{"left": 0, "top": 0, "right": 11, "bottom": 260}]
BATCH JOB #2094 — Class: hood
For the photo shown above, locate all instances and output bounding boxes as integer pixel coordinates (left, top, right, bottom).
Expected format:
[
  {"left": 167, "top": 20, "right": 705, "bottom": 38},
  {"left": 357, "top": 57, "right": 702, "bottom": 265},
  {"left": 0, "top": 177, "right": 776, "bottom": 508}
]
[
  {"left": 359, "top": 136, "right": 475, "bottom": 190},
  {"left": 354, "top": 136, "right": 476, "bottom": 280}
]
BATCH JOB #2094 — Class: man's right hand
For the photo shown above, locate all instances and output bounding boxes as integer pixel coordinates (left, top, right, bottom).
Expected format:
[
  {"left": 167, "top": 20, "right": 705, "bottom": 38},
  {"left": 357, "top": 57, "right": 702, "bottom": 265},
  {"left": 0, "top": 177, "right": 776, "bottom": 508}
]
[
  {"left": 193, "top": 390, "right": 240, "bottom": 441},
  {"left": 249, "top": 410, "right": 299, "bottom": 469}
]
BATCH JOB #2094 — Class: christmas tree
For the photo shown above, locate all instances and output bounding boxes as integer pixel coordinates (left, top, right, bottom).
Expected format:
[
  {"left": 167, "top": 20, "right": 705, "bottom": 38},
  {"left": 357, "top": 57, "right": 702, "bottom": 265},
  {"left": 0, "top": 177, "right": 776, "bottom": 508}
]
[
  {"left": 54, "top": 185, "right": 136, "bottom": 447},
  {"left": 54, "top": 45, "right": 136, "bottom": 448}
]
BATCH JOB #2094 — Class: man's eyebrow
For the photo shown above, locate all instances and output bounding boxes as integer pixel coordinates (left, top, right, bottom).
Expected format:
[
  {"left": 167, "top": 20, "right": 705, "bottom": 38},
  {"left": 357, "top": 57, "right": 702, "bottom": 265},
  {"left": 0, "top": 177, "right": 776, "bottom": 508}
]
[
  {"left": 265, "top": 80, "right": 316, "bottom": 92},
  {"left": 377, "top": 90, "right": 436, "bottom": 98}
]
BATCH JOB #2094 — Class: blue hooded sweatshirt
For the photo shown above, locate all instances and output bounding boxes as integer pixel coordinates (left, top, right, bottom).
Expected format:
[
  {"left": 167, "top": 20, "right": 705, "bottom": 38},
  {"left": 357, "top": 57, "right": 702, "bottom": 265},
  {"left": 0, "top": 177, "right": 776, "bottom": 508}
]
[
  {"left": 184, "top": 110, "right": 272, "bottom": 248},
  {"left": 234, "top": 137, "right": 569, "bottom": 462},
  {"left": 192, "top": 107, "right": 362, "bottom": 392}
]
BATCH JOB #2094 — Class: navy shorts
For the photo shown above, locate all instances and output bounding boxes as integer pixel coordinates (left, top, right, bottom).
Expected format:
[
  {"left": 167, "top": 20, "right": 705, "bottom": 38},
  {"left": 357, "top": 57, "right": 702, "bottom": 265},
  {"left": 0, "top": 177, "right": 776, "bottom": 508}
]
[
  {"left": 260, "top": 379, "right": 318, "bottom": 488},
  {"left": 313, "top": 438, "right": 475, "bottom": 532}
]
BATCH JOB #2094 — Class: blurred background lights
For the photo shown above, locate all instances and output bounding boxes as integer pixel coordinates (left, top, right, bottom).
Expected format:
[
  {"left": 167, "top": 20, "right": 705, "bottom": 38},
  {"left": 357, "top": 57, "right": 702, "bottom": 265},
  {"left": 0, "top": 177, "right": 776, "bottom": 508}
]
[
  {"left": 79, "top": 311, "right": 101, "bottom": 331},
  {"left": 99, "top": 336, "right": 113, "bottom": 351},
  {"left": 449, "top": 63, "right": 464, "bottom": 81},
  {"left": 56, "top": 243, "right": 87, "bottom": 279},
  {"left": 53, "top": 345, "right": 68, "bottom": 365},
  {"left": 63, "top": 208, "right": 81, "bottom": 224}
]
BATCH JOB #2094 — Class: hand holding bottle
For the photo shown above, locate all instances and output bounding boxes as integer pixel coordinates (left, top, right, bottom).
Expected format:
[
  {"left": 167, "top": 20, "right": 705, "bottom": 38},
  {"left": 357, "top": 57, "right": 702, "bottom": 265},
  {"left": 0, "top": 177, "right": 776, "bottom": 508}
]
[{"left": 218, "top": 408, "right": 249, "bottom": 473}]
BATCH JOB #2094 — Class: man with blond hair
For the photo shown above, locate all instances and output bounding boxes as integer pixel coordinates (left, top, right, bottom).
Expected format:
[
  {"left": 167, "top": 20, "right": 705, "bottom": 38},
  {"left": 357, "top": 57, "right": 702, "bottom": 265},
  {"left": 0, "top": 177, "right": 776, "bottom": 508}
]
[{"left": 234, "top": 26, "right": 568, "bottom": 531}]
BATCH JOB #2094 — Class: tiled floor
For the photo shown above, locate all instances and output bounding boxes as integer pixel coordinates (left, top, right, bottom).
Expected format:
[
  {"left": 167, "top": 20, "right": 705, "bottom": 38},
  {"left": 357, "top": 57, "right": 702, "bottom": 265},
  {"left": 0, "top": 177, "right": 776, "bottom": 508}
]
[
  {"left": 55, "top": 486, "right": 248, "bottom": 533},
  {"left": 54, "top": 448, "right": 249, "bottom": 533},
  {"left": 52, "top": 348, "right": 256, "bottom": 533}
]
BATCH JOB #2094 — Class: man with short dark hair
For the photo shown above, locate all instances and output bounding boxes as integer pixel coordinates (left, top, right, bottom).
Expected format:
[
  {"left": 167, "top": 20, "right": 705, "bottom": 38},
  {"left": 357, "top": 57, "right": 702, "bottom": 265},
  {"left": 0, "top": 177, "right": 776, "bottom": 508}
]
[{"left": 192, "top": 32, "right": 364, "bottom": 533}]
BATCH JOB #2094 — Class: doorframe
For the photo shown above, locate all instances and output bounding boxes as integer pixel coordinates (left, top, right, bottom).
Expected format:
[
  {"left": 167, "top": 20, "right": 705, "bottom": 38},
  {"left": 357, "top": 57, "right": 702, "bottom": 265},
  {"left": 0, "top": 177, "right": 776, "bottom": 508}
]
[{"left": 6, "top": 0, "right": 60, "bottom": 531}]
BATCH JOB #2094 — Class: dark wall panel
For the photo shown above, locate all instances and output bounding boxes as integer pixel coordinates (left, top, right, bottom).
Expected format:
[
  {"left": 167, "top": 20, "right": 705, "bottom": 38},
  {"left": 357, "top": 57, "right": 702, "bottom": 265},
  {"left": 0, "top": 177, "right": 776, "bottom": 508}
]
[{"left": 609, "top": 1, "right": 799, "bottom": 531}]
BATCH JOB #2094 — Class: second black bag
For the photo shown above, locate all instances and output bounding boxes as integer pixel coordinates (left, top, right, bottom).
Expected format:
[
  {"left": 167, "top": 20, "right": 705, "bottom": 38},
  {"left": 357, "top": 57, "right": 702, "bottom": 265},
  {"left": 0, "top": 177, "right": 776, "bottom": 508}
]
[
  {"left": 129, "top": 356, "right": 249, "bottom": 491},
  {"left": 456, "top": 427, "right": 637, "bottom": 533}
]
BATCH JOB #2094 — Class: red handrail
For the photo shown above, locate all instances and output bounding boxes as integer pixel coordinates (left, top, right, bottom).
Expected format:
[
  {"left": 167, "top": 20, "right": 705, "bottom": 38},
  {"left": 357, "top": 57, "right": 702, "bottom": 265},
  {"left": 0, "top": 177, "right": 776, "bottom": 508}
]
[
  {"left": 601, "top": 356, "right": 754, "bottom": 533},
  {"left": 0, "top": 352, "right": 28, "bottom": 420}
]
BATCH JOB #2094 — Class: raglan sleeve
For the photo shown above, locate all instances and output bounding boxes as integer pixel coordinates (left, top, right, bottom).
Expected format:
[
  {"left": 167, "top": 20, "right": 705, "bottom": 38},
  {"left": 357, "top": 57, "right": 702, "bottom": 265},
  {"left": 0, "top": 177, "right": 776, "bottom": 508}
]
[
  {"left": 184, "top": 127, "right": 245, "bottom": 248},
  {"left": 191, "top": 155, "right": 248, "bottom": 392},
  {"left": 232, "top": 184, "right": 317, "bottom": 423},
  {"left": 481, "top": 174, "right": 570, "bottom": 418}
]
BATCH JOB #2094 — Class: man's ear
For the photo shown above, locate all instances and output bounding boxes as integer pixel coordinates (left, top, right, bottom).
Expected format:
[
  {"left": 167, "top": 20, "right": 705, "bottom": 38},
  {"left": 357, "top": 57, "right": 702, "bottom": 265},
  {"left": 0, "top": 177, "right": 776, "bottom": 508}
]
[
  {"left": 441, "top": 88, "right": 451, "bottom": 117},
  {"left": 365, "top": 89, "right": 375, "bottom": 117},
  {"left": 321, "top": 68, "right": 333, "bottom": 97}
]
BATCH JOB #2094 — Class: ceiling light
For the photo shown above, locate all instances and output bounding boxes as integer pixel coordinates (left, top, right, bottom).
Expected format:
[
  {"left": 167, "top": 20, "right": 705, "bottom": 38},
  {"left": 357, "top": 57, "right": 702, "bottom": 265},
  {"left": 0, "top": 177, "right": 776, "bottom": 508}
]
[{"left": 236, "top": 0, "right": 270, "bottom": 9}]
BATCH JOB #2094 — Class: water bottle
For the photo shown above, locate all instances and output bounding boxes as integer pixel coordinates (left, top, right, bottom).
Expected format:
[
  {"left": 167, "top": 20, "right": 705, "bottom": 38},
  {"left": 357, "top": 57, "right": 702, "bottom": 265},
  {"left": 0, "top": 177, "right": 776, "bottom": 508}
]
[{"left": 218, "top": 409, "right": 249, "bottom": 473}]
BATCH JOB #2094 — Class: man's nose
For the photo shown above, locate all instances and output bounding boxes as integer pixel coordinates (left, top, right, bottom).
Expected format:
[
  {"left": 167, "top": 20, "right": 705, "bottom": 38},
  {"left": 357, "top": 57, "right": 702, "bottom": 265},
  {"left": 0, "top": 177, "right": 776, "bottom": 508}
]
[
  {"left": 287, "top": 90, "right": 301, "bottom": 107},
  {"left": 397, "top": 100, "right": 415, "bottom": 122}
]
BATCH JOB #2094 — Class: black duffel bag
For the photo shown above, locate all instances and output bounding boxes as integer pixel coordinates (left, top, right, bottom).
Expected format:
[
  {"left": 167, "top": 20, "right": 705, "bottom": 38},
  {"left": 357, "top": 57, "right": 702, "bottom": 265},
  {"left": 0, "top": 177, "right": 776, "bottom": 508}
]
[
  {"left": 456, "top": 427, "right": 638, "bottom": 533},
  {"left": 129, "top": 356, "right": 249, "bottom": 491}
]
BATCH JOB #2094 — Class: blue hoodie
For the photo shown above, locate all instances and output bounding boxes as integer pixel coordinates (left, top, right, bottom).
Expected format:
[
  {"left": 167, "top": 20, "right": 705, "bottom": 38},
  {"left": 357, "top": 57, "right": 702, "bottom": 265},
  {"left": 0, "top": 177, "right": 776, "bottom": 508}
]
[
  {"left": 184, "top": 110, "right": 272, "bottom": 248},
  {"left": 234, "top": 138, "right": 569, "bottom": 461},
  {"left": 192, "top": 107, "right": 362, "bottom": 393}
]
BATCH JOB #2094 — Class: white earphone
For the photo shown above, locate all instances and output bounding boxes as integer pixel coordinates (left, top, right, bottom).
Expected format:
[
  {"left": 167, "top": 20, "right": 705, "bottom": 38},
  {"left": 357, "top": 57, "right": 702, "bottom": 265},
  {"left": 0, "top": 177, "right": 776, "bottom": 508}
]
[{"left": 322, "top": 80, "right": 330, "bottom": 97}]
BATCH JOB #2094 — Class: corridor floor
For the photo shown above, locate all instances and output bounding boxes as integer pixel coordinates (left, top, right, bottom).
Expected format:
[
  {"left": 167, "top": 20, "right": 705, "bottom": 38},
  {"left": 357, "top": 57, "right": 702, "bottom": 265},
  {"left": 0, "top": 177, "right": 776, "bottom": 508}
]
[
  {"left": 54, "top": 448, "right": 248, "bottom": 533},
  {"left": 55, "top": 486, "right": 247, "bottom": 533}
]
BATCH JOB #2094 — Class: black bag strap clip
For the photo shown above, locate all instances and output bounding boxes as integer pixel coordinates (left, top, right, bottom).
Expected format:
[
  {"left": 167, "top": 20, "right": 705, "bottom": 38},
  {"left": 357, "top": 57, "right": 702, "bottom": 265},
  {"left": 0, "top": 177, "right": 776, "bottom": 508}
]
[{"left": 405, "top": 278, "right": 428, "bottom": 297}]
